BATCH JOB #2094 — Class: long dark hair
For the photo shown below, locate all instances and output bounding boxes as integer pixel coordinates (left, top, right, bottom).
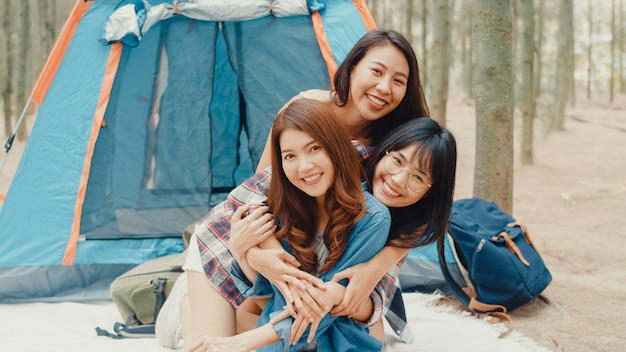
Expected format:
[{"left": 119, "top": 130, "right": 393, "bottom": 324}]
[
  {"left": 365, "top": 118, "right": 456, "bottom": 248},
  {"left": 267, "top": 99, "right": 366, "bottom": 274},
  {"left": 333, "top": 29, "right": 430, "bottom": 146}
]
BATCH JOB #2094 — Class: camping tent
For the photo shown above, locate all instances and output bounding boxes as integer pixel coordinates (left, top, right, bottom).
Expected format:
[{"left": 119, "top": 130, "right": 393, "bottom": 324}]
[{"left": 0, "top": 0, "right": 376, "bottom": 303}]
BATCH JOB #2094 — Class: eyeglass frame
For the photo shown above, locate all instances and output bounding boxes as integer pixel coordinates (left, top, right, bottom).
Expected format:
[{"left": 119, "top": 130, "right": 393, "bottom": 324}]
[{"left": 383, "top": 150, "right": 432, "bottom": 193}]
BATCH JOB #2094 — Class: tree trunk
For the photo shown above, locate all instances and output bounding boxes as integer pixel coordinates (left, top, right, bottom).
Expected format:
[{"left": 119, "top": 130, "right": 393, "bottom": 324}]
[
  {"left": 428, "top": 0, "right": 450, "bottom": 125},
  {"left": 511, "top": 0, "right": 518, "bottom": 105},
  {"left": 533, "top": 0, "right": 544, "bottom": 104},
  {"left": 421, "top": 0, "right": 428, "bottom": 89},
  {"left": 464, "top": 1, "right": 474, "bottom": 99},
  {"left": 381, "top": 0, "right": 391, "bottom": 28},
  {"left": 551, "top": 0, "right": 573, "bottom": 132},
  {"left": 406, "top": 0, "right": 414, "bottom": 44},
  {"left": 610, "top": 0, "right": 616, "bottom": 103},
  {"left": 520, "top": 0, "right": 535, "bottom": 165},
  {"left": 472, "top": 0, "right": 514, "bottom": 213},
  {"left": 39, "top": 0, "right": 57, "bottom": 66},
  {"left": 2, "top": 0, "right": 13, "bottom": 136},
  {"left": 587, "top": 0, "right": 593, "bottom": 99},
  {"left": 16, "top": 0, "right": 30, "bottom": 140},
  {"left": 617, "top": 0, "right": 626, "bottom": 93},
  {"left": 568, "top": 3, "right": 576, "bottom": 108}
]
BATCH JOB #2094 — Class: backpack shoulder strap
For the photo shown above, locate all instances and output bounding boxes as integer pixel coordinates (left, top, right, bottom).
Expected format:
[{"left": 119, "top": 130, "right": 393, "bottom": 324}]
[
  {"left": 438, "top": 236, "right": 471, "bottom": 307},
  {"left": 153, "top": 277, "right": 168, "bottom": 322},
  {"left": 438, "top": 236, "right": 513, "bottom": 337}
]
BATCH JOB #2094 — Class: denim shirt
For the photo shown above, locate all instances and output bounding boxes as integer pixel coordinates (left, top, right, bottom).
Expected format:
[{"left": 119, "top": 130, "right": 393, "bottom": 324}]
[{"left": 231, "top": 185, "right": 390, "bottom": 352}]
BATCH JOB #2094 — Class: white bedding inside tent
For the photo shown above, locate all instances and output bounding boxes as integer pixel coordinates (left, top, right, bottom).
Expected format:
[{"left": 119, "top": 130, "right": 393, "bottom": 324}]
[{"left": 0, "top": 292, "right": 550, "bottom": 352}]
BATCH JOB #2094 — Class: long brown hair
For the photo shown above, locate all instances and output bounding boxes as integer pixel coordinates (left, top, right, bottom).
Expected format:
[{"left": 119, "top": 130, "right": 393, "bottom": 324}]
[{"left": 267, "top": 99, "right": 366, "bottom": 274}]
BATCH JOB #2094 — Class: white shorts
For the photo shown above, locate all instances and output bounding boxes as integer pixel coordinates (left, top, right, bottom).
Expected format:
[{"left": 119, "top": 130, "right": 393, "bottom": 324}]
[{"left": 182, "top": 232, "right": 204, "bottom": 273}]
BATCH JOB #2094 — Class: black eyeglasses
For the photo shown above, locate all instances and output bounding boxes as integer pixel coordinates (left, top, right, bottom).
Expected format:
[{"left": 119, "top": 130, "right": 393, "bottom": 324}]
[{"left": 383, "top": 150, "right": 432, "bottom": 193}]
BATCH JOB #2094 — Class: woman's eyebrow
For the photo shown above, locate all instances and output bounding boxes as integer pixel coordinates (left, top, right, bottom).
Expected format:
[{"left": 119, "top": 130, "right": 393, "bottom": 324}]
[
  {"left": 372, "top": 60, "right": 409, "bottom": 79},
  {"left": 403, "top": 153, "right": 431, "bottom": 177},
  {"left": 281, "top": 139, "right": 316, "bottom": 154}
]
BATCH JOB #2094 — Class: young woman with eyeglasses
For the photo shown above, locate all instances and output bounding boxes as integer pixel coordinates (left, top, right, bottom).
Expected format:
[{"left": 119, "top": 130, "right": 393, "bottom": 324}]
[
  {"left": 161, "top": 29, "right": 432, "bottom": 350},
  {"left": 191, "top": 117, "right": 457, "bottom": 350},
  {"left": 188, "top": 99, "right": 391, "bottom": 351},
  {"left": 185, "top": 107, "right": 456, "bottom": 351}
]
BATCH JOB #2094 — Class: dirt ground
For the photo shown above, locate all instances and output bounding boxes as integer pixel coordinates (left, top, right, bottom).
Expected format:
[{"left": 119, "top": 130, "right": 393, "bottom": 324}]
[
  {"left": 445, "top": 91, "right": 626, "bottom": 352},
  {"left": 1, "top": 90, "right": 625, "bottom": 351}
]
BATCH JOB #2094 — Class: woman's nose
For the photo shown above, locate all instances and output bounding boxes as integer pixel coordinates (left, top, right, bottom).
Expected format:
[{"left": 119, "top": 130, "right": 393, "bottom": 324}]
[
  {"left": 376, "top": 77, "right": 391, "bottom": 93},
  {"left": 390, "top": 168, "right": 408, "bottom": 188},
  {"left": 298, "top": 158, "right": 314, "bottom": 171}
]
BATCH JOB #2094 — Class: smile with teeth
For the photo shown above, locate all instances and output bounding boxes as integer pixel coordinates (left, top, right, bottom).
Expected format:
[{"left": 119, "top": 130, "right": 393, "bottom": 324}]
[
  {"left": 367, "top": 94, "right": 387, "bottom": 107},
  {"left": 302, "top": 173, "right": 322, "bottom": 183},
  {"left": 382, "top": 180, "right": 400, "bottom": 197}
]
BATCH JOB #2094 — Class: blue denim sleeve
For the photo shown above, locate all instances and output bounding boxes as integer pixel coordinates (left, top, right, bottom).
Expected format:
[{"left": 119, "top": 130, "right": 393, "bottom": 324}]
[
  {"left": 288, "top": 193, "right": 390, "bottom": 350},
  {"left": 230, "top": 259, "right": 274, "bottom": 298}
]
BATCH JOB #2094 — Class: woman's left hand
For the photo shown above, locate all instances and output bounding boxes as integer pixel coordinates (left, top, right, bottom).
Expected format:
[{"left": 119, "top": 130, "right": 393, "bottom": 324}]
[
  {"left": 228, "top": 204, "right": 275, "bottom": 260},
  {"left": 329, "top": 262, "right": 379, "bottom": 317}
]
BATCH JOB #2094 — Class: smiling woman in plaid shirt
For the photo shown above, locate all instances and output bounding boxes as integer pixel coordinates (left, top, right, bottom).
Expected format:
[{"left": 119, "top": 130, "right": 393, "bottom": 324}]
[
  {"left": 155, "top": 31, "right": 458, "bottom": 350},
  {"left": 189, "top": 98, "right": 391, "bottom": 351},
  {"left": 162, "top": 116, "right": 457, "bottom": 352}
]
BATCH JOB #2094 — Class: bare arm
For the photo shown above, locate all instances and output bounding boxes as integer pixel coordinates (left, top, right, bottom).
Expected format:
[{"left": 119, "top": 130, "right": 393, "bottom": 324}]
[
  {"left": 255, "top": 131, "right": 273, "bottom": 173},
  {"left": 189, "top": 323, "right": 280, "bottom": 352},
  {"left": 330, "top": 245, "right": 410, "bottom": 317},
  {"left": 228, "top": 205, "right": 276, "bottom": 283}
]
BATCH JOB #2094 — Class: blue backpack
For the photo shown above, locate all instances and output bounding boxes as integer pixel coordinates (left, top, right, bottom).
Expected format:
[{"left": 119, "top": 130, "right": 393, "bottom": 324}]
[{"left": 438, "top": 198, "right": 552, "bottom": 317}]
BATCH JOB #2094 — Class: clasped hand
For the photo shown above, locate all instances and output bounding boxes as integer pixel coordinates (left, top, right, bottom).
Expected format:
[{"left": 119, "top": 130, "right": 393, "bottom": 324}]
[
  {"left": 228, "top": 204, "right": 276, "bottom": 260},
  {"left": 270, "top": 280, "right": 344, "bottom": 345}
]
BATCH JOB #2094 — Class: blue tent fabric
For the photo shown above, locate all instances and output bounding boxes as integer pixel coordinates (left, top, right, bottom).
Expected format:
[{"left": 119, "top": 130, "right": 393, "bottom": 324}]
[{"left": 0, "top": 0, "right": 374, "bottom": 302}]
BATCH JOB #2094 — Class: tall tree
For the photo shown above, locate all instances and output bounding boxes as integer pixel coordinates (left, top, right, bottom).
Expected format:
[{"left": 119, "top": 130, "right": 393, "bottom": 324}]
[
  {"left": 15, "top": 0, "right": 30, "bottom": 140},
  {"left": 421, "top": 0, "right": 429, "bottom": 89},
  {"left": 520, "top": 0, "right": 535, "bottom": 165},
  {"left": 39, "top": 0, "right": 57, "bottom": 67},
  {"left": 610, "top": 0, "right": 616, "bottom": 103},
  {"left": 461, "top": 1, "right": 474, "bottom": 99},
  {"left": 472, "top": 0, "right": 514, "bottom": 213},
  {"left": 587, "top": 0, "right": 593, "bottom": 99},
  {"left": 533, "top": 0, "right": 544, "bottom": 104},
  {"left": 429, "top": 0, "right": 450, "bottom": 125},
  {"left": 617, "top": 0, "right": 626, "bottom": 93},
  {"left": 406, "top": 0, "right": 414, "bottom": 44},
  {"left": 551, "top": 0, "right": 574, "bottom": 132},
  {"left": 2, "top": 0, "right": 13, "bottom": 136},
  {"left": 381, "top": 0, "right": 391, "bottom": 28},
  {"left": 0, "top": 0, "right": 5, "bottom": 134}
]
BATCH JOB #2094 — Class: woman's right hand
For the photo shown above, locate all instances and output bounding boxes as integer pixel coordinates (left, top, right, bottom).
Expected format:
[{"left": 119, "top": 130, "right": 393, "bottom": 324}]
[
  {"left": 228, "top": 204, "right": 275, "bottom": 261},
  {"left": 247, "top": 247, "right": 325, "bottom": 305},
  {"left": 284, "top": 281, "right": 345, "bottom": 344}
]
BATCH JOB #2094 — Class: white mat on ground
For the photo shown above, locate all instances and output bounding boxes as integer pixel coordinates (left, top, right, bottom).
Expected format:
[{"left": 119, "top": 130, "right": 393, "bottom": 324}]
[{"left": 0, "top": 292, "right": 551, "bottom": 352}]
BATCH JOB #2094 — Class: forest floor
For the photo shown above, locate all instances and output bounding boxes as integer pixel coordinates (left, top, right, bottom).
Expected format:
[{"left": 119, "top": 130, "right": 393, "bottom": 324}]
[
  {"left": 1, "top": 90, "right": 625, "bottom": 351},
  {"left": 445, "top": 90, "right": 626, "bottom": 352}
]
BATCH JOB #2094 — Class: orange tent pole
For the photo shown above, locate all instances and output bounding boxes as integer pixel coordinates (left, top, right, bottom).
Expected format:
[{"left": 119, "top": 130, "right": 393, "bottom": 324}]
[
  {"left": 31, "top": 1, "right": 91, "bottom": 105},
  {"left": 62, "top": 43, "right": 123, "bottom": 265}
]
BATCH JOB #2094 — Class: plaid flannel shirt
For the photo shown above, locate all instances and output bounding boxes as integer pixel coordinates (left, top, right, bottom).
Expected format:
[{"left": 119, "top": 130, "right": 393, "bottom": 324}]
[{"left": 194, "top": 140, "right": 409, "bottom": 337}]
